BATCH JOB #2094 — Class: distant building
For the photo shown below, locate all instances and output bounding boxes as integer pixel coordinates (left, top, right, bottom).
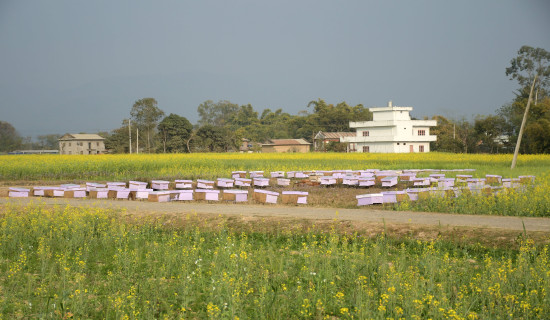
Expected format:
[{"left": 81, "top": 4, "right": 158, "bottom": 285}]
[
  {"left": 58, "top": 133, "right": 106, "bottom": 155},
  {"left": 313, "top": 131, "right": 356, "bottom": 151},
  {"left": 261, "top": 139, "right": 311, "bottom": 153},
  {"left": 342, "top": 101, "right": 437, "bottom": 153}
]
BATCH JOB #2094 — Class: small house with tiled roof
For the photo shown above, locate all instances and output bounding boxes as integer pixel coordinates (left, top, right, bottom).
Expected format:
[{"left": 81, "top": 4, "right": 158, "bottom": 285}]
[
  {"left": 261, "top": 139, "right": 311, "bottom": 153},
  {"left": 58, "top": 133, "right": 106, "bottom": 155},
  {"left": 313, "top": 131, "right": 356, "bottom": 152}
]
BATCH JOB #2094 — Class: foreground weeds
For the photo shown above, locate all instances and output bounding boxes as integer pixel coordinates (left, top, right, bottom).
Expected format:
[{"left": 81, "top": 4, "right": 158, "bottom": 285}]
[{"left": 1, "top": 204, "right": 549, "bottom": 319}]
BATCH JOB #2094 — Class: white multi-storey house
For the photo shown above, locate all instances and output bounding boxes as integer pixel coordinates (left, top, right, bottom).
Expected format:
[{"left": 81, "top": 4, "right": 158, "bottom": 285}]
[{"left": 342, "top": 101, "right": 437, "bottom": 153}]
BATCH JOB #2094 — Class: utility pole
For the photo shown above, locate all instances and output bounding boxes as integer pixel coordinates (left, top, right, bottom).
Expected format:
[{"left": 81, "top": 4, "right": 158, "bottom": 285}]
[
  {"left": 136, "top": 128, "right": 139, "bottom": 154},
  {"left": 128, "top": 120, "right": 132, "bottom": 154},
  {"left": 511, "top": 74, "right": 537, "bottom": 169}
]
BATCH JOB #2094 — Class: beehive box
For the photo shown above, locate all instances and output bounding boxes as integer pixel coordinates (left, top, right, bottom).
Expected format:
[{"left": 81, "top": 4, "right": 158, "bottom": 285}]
[
  {"left": 151, "top": 180, "right": 170, "bottom": 190},
  {"left": 170, "top": 190, "right": 193, "bottom": 201},
  {"left": 89, "top": 188, "right": 109, "bottom": 199},
  {"left": 281, "top": 191, "right": 308, "bottom": 204},
  {"left": 277, "top": 178, "right": 291, "bottom": 186},
  {"left": 356, "top": 193, "right": 383, "bottom": 206},
  {"left": 270, "top": 171, "right": 285, "bottom": 178},
  {"left": 235, "top": 178, "right": 252, "bottom": 187},
  {"left": 231, "top": 171, "right": 247, "bottom": 179},
  {"left": 108, "top": 188, "right": 131, "bottom": 200},
  {"left": 519, "top": 175, "right": 535, "bottom": 184},
  {"left": 486, "top": 175, "right": 502, "bottom": 185},
  {"left": 320, "top": 176, "right": 337, "bottom": 186},
  {"left": 148, "top": 192, "right": 171, "bottom": 202},
  {"left": 222, "top": 189, "right": 248, "bottom": 202},
  {"left": 64, "top": 188, "right": 87, "bottom": 198},
  {"left": 107, "top": 182, "right": 126, "bottom": 188},
  {"left": 197, "top": 179, "right": 215, "bottom": 189},
  {"left": 134, "top": 188, "right": 153, "bottom": 200},
  {"left": 8, "top": 187, "right": 31, "bottom": 198},
  {"left": 358, "top": 178, "right": 375, "bottom": 187},
  {"left": 174, "top": 180, "right": 193, "bottom": 189},
  {"left": 129, "top": 181, "right": 148, "bottom": 189},
  {"left": 249, "top": 171, "right": 264, "bottom": 178},
  {"left": 216, "top": 178, "right": 234, "bottom": 188},
  {"left": 381, "top": 176, "right": 398, "bottom": 187},
  {"left": 253, "top": 178, "right": 270, "bottom": 187},
  {"left": 195, "top": 189, "right": 220, "bottom": 201},
  {"left": 342, "top": 177, "right": 359, "bottom": 186},
  {"left": 44, "top": 188, "right": 65, "bottom": 197},
  {"left": 438, "top": 178, "right": 455, "bottom": 188},
  {"left": 86, "top": 182, "right": 106, "bottom": 191},
  {"left": 253, "top": 189, "right": 279, "bottom": 204}
]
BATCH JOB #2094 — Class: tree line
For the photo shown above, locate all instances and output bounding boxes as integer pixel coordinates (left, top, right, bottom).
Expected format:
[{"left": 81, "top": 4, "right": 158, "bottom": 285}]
[{"left": 1, "top": 45, "right": 548, "bottom": 154}]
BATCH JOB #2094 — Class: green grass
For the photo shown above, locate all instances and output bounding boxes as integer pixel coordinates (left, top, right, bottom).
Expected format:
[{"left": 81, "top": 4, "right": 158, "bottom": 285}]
[{"left": 1, "top": 203, "right": 549, "bottom": 319}]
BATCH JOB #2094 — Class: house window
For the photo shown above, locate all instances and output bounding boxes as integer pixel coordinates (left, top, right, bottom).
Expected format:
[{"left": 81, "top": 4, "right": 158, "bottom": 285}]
[
  {"left": 397, "top": 143, "right": 400, "bottom": 145},
  {"left": 362, "top": 131, "right": 369, "bottom": 137},
  {"left": 363, "top": 146, "right": 370, "bottom": 153},
  {"left": 419, "top": 145, "right": 425, "bottom": 152},
  {"left": 418, "top": 130, "right": 426, "bottom": 136},
  {"left": 69, "top": 143, "right": 71, "bottom": 147},
  {"left": 97, "top": 142, "right": 100, "bottom": 146}
]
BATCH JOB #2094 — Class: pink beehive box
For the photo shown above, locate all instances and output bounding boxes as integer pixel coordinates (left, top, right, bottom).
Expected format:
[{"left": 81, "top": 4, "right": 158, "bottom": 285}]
[
  {"left": 253, "top": 189, "right": 279, "bottom": 204},
  {"left": 171, "top": 190, "right": 194, "bottom": 201},
  {"left": 151, "top": 180, "right": 170, "bottom": 190},
  {"left": 148, "top": 191, "right": 171, "bottom": 202},
  {"left": 320, "top": 176, "right": 337, "bottom": 186},
  {"left": 129, "top": 181, "right": 148, "bottom": 189},
  {"left": 270, "top": 171, "right": 285, "bottom": 178},
  {"left": 281, "top": 191, "right": 308, "bottom": 204},
  {"left": 342, "top": 177, "right": 359, "bottom": 186},
  {"left": 253, "top": 178, "right": 270, "bottom": 187},
  {"left": 134, "top": 188, "right": 153, "bottom": 200},
  {"left": 196, "top": 179, "right": 215, "bottom": 189},
  {"left": 277, "top": 178, "right": 291, "bottom": 186},
  {"left": 249, "top": 171, "right": 264, "bottom": 178},
  {"left": 195, "top": 189, "right": 220, "bottom": 201},
  {"left": 358, "top": 178, "right": 375, "bottom": 187},
  {"left": 356, "top": 193, "right": 383, "bottom": 206},
  {"left": 8, "top": 187, "right": 30, "bottom": 198},
  {"left": 381, "top": 176, "right": 398, "bottom": 187},
  {"left": 89, "top": 188, "right": 109, "bottom": 199},
  {"left": 231, "top": 171, "right": 247, "bottom": 179},
  {"left": 222, "top": 189, "right": 248, "bottom": 202},
  {"left": 175, "top": 180, "right": 193, "bottom": 189},
  {"left": 216, "top": 178, "right": 234, "bottom": 188},
  {"left": 235, "top": 178, "right": 252, "bottom": 187}
]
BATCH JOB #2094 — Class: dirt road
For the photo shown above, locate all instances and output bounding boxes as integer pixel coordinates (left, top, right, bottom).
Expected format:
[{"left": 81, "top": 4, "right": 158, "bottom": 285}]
[{"left": 2, "top": 197, "right": 550, "bottom": 233}]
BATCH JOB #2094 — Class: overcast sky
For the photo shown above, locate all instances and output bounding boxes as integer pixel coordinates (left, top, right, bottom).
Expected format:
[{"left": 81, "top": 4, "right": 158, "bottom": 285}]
[{"left": 1, "top": 1, "right": 549, "bottom": 137}]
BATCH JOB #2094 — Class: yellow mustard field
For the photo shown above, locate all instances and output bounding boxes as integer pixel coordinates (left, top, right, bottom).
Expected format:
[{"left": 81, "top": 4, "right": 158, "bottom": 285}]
[{"left": 1, "top": 152, "right": 549, "bottom": 181}]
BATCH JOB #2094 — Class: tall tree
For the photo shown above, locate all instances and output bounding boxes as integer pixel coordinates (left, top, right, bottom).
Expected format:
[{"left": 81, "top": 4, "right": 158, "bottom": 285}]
[
  {"left": 474, "top": 115, "right": 506, "bottom": 153},
  {"left": 197, "top": 100, "right": 239, "bottom": 127},
  {"left": 0, "top": 121, "right": 22, "bottom": 152},
  {"left": 130, "top": 98, "right": 165, "bottom": 153},
  {"left": 157, "top": 113, "right": 193, "bottom": 153},
  {"left": 506, "top": 46, "right": 550, "bottom": 165},
  {"left": 506, "top": 45, "right": 550, "bottom": 104},
  {"left": 37, "top": 134, "right": 61, "bottom": 150}
]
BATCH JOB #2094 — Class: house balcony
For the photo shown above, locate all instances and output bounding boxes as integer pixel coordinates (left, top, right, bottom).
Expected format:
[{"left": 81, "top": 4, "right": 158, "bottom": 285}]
[{"left": 342, "top": 135, "right": 437, "bottom": 143}]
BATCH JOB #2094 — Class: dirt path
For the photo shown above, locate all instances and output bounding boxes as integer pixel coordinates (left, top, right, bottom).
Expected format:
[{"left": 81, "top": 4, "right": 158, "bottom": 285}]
[{"left": 2, "top": 197, "right": 550, "bottom": 233}]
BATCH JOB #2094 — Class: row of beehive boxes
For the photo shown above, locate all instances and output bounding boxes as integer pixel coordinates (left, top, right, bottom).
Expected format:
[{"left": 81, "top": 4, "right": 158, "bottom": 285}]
[
  {"left": 6, "top": 185, "right": 309, "bottom": 205},
  {"left": 232, "top": 169, "right": 479, "bottom": 179},
  {"left": 355, "top": 181, "right": 528, "bottom": 206}
]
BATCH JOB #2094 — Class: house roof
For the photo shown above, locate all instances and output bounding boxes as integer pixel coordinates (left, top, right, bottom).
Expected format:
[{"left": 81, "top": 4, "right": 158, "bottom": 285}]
[
  {"left": 263, "top": 139, "right": 311, "bottom": 146},
  {"left": 315, "top": 131, "right": 356, "bottom": 140},
  {"left": 59, "top": 133, "right": 105, "bottom": 141}
]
